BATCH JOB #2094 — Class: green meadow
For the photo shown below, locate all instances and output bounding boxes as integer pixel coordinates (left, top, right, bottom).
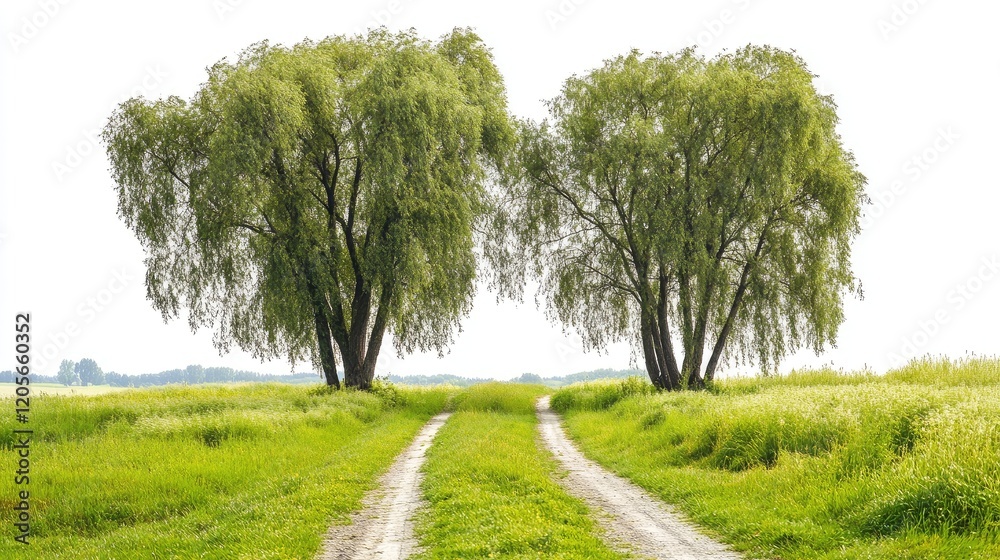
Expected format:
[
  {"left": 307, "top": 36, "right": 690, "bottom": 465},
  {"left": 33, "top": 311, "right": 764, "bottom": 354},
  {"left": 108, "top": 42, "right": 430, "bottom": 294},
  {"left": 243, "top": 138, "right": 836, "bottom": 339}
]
[
  {"left": 552, "top": 358, "right": 1000, "bottom": 559},
  {"left": 0, "top": 383, "right": 128, "bottom": 398},
  {"left": 0, "top": 383, "right": 450, "bottom": 558},
  {"left": 4, "top": 359, "right": 1000, "bottom": 558},
  {"left": 415, "top": 383, "right": 623, "bottom": 559}
]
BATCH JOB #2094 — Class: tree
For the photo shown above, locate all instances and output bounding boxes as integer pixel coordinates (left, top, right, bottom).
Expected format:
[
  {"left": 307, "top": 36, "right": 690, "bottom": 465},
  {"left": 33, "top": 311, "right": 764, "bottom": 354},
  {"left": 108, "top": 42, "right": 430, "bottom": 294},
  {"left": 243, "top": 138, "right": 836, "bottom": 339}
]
[
  {"left": 185, "top": 365, "right": 205, "bottom": 384},
  {"left": 57, "top": 359, "right": 76, "bottom": 385},
  {"left": 513, "top": 372, "right": 543, "bottom": 384},
  {"left": 105, "top": 371, "right": 128, "bottom": 387},
  {"left": 103, "top": 29, "right": 515, "bottom": 389},
  {"left": 75, "top": 358, "right": 104, "bottom": 386},
  {"left": 497, "top": 46, "right": 865, "bottom": 390}
]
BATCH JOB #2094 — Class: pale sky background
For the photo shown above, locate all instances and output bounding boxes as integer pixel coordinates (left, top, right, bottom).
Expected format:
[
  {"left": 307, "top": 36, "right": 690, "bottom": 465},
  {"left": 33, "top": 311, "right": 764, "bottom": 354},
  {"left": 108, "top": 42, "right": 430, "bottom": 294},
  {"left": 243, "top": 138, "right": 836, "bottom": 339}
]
[{"left": 1, "top": 0, "right": 998, "bottom": 379}]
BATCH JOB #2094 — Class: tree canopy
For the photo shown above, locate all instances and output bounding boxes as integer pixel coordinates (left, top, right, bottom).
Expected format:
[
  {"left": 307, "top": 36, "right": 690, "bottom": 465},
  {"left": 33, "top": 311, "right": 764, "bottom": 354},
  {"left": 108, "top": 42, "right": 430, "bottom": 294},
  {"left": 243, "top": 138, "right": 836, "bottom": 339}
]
[
  {"left": 57, "top": 359, "right": 77, "bottom": 386},
  {"left": 75, "top": 358, "right": 104, "bottom": 386},
  {"left": 104, "top": 29, "right": 515, "bottom": 389},
  {"left": 493, "top": 46, "right": 865, "bottom": 389}
]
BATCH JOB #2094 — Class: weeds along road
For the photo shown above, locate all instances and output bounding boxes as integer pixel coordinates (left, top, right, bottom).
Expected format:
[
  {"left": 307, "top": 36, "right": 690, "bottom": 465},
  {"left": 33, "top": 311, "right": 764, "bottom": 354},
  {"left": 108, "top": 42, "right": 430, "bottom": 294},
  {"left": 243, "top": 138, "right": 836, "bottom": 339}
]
[
  {"left": 536, "top": 396, "right": 740, "bottom": 560},
  {"left": 318, "top": 412, "right": 451, "bottom": 560}
]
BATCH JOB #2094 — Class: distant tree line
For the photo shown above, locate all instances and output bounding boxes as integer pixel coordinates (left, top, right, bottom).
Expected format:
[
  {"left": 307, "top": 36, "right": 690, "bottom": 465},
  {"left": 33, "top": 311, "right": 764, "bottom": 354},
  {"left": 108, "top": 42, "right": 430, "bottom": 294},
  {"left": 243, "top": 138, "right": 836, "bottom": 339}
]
[
  {"left": 0, "top": 370, "right": 58, "bottom": 383},
  {"left": 1, "top": 363, "right": 643, "bottom": 388},
  {"left": 383, "top": 373, "right": 492, "bottom": 388},
  {"left": 509, "top": 369, "right": 645, "bottom": 388},
  {"left": 0, "top": 360, "right": 319, "bottom": 387},
  {"left": 384, "top": 368, "right": 645, "bottom": 388},
  {"left": 106, "top": 365, "right": 318, "bottom": 387}
]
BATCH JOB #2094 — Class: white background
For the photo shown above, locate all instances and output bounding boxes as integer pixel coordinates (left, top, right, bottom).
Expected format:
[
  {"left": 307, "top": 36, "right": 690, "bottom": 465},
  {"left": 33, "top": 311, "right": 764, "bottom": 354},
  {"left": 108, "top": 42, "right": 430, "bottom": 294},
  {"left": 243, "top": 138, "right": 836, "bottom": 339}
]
[{"left": 1, "top": 0, "right": 998, "bottom": 379}]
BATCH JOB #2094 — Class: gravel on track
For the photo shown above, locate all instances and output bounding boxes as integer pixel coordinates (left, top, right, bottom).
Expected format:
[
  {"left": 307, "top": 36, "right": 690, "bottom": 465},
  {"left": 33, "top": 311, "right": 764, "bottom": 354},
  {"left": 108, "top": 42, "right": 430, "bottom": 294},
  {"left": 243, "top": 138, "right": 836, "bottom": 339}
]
[
  {"left": 317, "top": 412, "right": 451, "bottom": 560},
  {"left": 536, "top": 396, "right": 740, "bottom": 560}
]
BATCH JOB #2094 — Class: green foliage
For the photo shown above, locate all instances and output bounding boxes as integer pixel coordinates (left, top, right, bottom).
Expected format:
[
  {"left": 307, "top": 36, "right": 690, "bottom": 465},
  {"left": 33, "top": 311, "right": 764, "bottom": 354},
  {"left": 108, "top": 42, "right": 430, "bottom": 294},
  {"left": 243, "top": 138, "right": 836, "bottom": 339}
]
[
  {"left": 367, "top": 378, "right": 407, "bottom": 408},
  {"left": 416, "top": 387, "right": 623, "bottom": 559},
  {"left": 57, "top": 359, "right": 76, "bottom": 385},
  {"left": 511, "top": 372, "right": 544, "bottom": 384},
  {"left": 103, "top": 28, "right": 515, "bottom": 388},
  {"left": 75, "top": 358, "right": 104, "bottom": 386},
  {"left": 0, "top": 384, "right": 449, "bottom": 558},
  {"left": 551, "top": 359, "right": 1000, "bottom": 558},
  {"left": 494, "top": 46, "right": 866, "bottom": 389}
]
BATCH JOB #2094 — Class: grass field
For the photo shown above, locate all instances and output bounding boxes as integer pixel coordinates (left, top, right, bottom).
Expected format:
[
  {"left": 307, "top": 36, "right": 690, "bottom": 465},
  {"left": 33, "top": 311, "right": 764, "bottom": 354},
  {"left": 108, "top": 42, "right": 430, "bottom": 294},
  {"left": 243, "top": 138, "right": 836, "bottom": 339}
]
[
  {"left": 0, "top": 383, "right": 130, "bottom": 398},
  {"left": 6, "top": 360, "right": 999, "bottom": 558},
  {"left": 0, "top": 382, "right": 451, "bottom": 559},
  {"left": 415, "top": 382, "right": 625, "bottom": 559},
  {"left": 551, "top": 358, "right": 1000, "bottom": 559}
]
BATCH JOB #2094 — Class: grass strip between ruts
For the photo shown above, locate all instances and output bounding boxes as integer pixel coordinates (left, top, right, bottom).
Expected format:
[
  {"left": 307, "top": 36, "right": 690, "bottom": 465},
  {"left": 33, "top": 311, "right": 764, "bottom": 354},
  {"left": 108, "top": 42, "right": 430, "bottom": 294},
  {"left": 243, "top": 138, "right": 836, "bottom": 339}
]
[{"left": 415, "top": 382, "right": 626, "bottom": 559}]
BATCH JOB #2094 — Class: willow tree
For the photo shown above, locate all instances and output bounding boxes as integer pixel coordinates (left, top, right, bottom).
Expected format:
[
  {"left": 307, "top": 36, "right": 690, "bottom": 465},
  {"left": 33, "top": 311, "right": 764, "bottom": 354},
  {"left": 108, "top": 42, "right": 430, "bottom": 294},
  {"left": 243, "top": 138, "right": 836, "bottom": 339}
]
[
  {"left": 498, "top": 46, "right": 865, "bottom": 390},
  {"left": 103, "top": 29, "right": 514, "bottom": 389}
]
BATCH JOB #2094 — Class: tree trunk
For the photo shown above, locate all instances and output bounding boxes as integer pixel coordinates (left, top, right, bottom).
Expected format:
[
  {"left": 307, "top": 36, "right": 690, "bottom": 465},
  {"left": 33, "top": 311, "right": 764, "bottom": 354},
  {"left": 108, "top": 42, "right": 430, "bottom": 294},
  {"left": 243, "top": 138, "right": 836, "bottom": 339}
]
[
  {"left": 684, "top": 280, "right": 715, "bottom": 390},
  {"left": 340, "top": 356, "right": 378, "bottom": 390},
  {"left": 640, "top": 308, "right": 667, "bottom": 389},
  {"left": 341, "top": 350, "right": 363, "bottom": 389},
  {"left": 649, "top": 316, "right": 677, "bottom": 391},
  {"left": 342, "top": 330, "right": 374, "bottom": 388},
  {"left": 656, "top": 272, "right": 682, "bottom": 389},
  {"left": 342, "top": 362, "right": 370, "bottom": 390},
  {"left": 313, "top": 311, "right": 341, "bottom": 388},
  {"left": 302, "top": 257, "right": 341, "bottom": 388},
  {"left": 340, "top": 281, "right": 373, "bottom": 389},
  {"left": 339, "top": 321, "right": 379, "bottom": 391},
  {"left": 704, "top": 241, "right": 760, "bottom": 384},
  {"left": 359, "top": 361, "right": 377, "bottom": 391},
  {"left": 358, "top": 282, "right": 393, "bottom": 389}
]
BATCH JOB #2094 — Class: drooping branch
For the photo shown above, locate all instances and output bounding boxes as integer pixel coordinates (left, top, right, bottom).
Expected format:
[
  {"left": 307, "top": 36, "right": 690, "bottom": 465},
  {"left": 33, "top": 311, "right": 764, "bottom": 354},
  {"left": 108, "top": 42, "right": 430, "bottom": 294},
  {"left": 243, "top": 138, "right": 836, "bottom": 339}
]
[
  {"left": 512, "top": 46, "right": 863, "bottom": 391},
  {"left": 704, "top": 217, "right": 773, "bottom": 383}
]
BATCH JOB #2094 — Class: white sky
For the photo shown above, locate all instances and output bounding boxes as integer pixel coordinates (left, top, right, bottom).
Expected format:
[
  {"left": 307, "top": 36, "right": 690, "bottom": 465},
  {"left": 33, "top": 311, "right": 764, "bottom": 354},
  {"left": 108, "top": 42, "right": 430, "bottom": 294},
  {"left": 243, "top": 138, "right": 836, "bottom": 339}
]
[{"left": 2, "top": 0, "right": 998, "bottom": 379}]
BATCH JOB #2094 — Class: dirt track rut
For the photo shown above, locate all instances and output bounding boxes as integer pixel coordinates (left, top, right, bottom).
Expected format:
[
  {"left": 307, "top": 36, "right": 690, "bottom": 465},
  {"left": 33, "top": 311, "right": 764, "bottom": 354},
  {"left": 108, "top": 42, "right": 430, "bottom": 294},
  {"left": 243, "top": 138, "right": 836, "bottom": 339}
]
[
  {"left": 317, "top": 412, "right": 450, "bottom": 560},
  {"left": 536, "top": 396, "right": 740, "bottom": 560}
]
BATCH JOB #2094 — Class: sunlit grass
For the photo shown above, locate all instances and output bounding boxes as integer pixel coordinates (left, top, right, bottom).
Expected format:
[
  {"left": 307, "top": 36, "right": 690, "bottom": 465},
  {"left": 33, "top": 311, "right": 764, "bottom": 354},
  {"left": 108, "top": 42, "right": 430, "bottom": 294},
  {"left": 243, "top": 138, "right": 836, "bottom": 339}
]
[
  {"left": 552, "top": 358, "right": 1000, "bottom": 559},
  {"left": 0, "top": 383, "right": 129, "bottom": 398},
  {"left": 415, "top": 383, "right": 625, "bottom": 559},
  {"left": 0, "top": 383, "right": 451, "bottom": 558}
]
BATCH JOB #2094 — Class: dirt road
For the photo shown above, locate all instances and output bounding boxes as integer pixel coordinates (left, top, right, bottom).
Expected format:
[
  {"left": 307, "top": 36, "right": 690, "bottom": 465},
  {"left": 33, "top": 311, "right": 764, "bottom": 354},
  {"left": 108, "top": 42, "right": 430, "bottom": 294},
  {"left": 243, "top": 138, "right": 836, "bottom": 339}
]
[
  {"left": 536, "top": 396, "right": 740, "bottom": 560},
  {"left": 317, "top": 412, "right": 451, "bottom": 560}
]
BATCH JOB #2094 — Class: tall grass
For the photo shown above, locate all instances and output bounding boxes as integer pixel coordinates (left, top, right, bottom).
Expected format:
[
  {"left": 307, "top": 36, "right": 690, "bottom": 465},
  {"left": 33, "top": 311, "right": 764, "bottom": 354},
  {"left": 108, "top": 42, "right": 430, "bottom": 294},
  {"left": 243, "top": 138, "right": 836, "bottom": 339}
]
[
  {"left": 415, "top": 383, "right": 625, "bottom": 559},
  {"left": 0, "top": 383, "right": 450, "bottom": 559},
  {"left": 448, "top": 381, "right": 546, "bottom": 415},
  {"left": 552, "top": 358, "right": 1000, "bottom": 559}
]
